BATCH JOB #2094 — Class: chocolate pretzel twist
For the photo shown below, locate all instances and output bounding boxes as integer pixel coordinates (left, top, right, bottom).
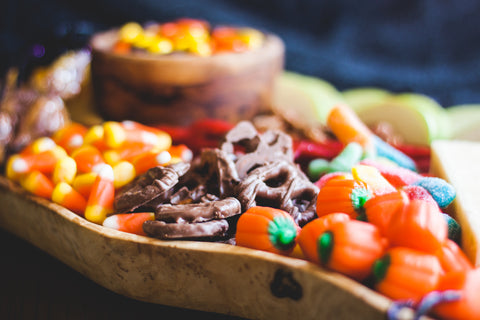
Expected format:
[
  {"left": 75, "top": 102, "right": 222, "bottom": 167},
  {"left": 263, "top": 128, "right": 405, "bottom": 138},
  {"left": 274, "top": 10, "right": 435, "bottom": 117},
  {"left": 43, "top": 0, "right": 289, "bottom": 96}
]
[{"left": 236, "top": 160, "right": 318, "bottom": 226}]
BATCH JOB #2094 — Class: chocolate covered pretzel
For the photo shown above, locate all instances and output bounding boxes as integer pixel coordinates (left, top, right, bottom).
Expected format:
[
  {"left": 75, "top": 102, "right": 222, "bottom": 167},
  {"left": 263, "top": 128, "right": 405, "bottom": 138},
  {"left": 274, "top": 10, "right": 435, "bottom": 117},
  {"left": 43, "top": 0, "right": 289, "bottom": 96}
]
[
  {"left": 155, "top": 197, "right": 242, "bottom": 223},
  {"left": 143, "top": 219, "right": 230, "bottom": 240},
  {"left": 236, "top": 159, "right": 318, "bottom": 226},
  {"left": 221, "top": 121, "right": 293, "bottom": 179},
  {"left": 114, "top": 161, "right": 190, "bottom": 213}
]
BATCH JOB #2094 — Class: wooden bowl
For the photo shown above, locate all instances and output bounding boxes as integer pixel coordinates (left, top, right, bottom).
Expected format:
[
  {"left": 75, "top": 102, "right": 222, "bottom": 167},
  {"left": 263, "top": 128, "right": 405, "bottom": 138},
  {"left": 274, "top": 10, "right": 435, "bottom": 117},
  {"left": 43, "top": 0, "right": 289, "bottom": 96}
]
[
  {"left": 0, "top": 175, "right": 394, "bottom": 320},
  {"left": 89, "top": 29, "right": 285, "bottom": 126}
]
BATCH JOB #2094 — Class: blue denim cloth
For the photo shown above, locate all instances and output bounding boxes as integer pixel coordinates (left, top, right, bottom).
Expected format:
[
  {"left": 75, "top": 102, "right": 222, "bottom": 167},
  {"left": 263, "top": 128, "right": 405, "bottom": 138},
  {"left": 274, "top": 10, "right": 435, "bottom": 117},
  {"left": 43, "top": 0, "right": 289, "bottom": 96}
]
[{"left": 1, "top": 0, "right": 479, "bottom": 107}]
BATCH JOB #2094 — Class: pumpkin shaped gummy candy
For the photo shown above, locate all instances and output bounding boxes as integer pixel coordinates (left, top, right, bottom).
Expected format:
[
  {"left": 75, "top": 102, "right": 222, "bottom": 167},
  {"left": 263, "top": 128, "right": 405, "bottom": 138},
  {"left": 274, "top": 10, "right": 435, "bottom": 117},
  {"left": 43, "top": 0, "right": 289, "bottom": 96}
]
[
  {"left": 236, "top": 206, "right": 300, "bottom": 255},
  {"left": 316, "top": 178, "right": 372, "bottom": 219}
]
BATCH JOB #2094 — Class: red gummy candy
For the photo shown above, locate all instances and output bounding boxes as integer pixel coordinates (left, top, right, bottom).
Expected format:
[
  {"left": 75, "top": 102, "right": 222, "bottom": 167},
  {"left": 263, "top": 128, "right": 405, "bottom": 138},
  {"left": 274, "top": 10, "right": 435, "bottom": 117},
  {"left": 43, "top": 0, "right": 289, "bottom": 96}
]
[{"left": 402, "top": 185, "right": 436, "bottom": 204}]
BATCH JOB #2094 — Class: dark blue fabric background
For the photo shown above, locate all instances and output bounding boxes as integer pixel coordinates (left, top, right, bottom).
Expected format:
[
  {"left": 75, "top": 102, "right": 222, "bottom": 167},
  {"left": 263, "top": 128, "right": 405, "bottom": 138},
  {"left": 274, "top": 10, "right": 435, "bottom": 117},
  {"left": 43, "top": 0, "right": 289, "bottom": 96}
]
[{"left": 2, "top": 0, "right": 480, "bottom": 108}]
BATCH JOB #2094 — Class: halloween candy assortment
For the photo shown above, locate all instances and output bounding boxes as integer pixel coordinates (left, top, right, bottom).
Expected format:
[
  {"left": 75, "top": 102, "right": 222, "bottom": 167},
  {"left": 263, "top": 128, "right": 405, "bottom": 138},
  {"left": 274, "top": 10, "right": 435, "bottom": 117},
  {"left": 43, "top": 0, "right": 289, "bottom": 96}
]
[{"left": 4, "top": 98, "right": 479, "bottom": 319}]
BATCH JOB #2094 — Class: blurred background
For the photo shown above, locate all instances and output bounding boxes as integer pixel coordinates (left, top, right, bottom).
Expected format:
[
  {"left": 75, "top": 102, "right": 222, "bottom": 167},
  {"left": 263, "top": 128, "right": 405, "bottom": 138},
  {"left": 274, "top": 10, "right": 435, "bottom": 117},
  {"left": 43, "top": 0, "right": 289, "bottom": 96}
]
[{"left": 1, "top": 0, "right": 480, "bottom": 108}]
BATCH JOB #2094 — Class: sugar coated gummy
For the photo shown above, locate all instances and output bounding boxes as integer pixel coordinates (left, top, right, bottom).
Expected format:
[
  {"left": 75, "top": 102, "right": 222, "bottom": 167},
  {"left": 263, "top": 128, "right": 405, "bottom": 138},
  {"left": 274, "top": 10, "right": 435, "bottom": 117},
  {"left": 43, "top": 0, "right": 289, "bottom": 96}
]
[{"left": 412, "top": 176, "right": 456, "bottom": 209}]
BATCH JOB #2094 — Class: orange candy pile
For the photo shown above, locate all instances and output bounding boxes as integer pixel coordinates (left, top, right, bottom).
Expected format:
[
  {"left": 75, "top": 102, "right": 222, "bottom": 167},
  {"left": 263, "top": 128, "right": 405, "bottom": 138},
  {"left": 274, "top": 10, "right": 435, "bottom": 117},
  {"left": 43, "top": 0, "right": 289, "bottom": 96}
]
[{"left": 5, "top": 120, "right": 191, "bottom": 227}]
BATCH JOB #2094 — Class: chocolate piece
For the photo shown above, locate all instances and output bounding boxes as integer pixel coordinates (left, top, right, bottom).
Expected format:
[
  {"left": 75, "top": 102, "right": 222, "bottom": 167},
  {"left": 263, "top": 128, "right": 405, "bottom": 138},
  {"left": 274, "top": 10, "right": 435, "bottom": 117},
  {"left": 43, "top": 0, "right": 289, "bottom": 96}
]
[
  {"left": 155, "top": 197, "right": 242, "bottom": 223},
  {"left": 174, "top": 148, "right": 239, "bottom": 202},
  {"left": 197, "top": 148, "right": 240, "bottom": 197},
  {"left": 114, "top": 162, "right": 190, "bottom": 213},
  {"left": 143, "top": 219, "right": 229, "bottom": 240},
  {"left": 221, "top": 121, "right": 294, "bottom": 179},
  {"left": 236, "top": 160, "right": 318, "bottom": 226}
]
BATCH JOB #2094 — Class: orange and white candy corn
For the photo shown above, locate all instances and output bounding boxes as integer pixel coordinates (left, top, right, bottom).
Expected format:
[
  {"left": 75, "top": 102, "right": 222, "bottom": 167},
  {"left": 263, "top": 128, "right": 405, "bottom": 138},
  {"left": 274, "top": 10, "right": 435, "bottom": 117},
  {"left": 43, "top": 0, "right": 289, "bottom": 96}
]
[
  {"left": 103, "top": 142, "right": 154, "bottom": 165},
  {"left": 103, "top": 212, "right": 155, "bottom": 236},
  {"left": 52, "top": 156, "right": 77, "bottom": 185},
  {"left": 72, "top": 171, "right": 98, "bottom": 199},
  {"left": 84, "top": 164, "right": 115, "bottom": 224},
  {"left": 112, "top": 160, "right": 136, "bottom": 189},
  {"left": 52, "top": 182, "right": 87, "bottom": 216},
  {"left": 103, "top": 121, "right": 171, "bottom": 150},
  {"left": 168, "top": 144, "right": 193, "bottom": 163},
  {"left": 71, "top": 145, "right": 105, "bottom": 173},
  {"left": 20, "top": 137, "right": 57, "bottom": 156},
  {"left": 52, "top": 122, "right": 88, "bottom": 154},
  {"left": 132, "top": 150, "right": 171, "bottom": 175},
  {"left": 83, "top": 124, "right": 108, "bottom": 152},
  {"left": 20, "top": 171, "right": 54, "bottom": 199},
  {"left": 9, "top": 145, "right": 67, "bottom": 176}
]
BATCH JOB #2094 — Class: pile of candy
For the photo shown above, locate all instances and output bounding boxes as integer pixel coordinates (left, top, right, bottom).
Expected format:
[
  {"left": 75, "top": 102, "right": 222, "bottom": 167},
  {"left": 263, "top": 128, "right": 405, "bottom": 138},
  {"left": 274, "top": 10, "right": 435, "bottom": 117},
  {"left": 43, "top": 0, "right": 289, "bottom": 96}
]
[
  {"left": 235, "top": 104, "right": 479, "bottom": 320},
  {"left": 5, "top": 120, "right": 192, "bottom": 233},
  {"left": 3, "top": 102, "right": 479, "bottom": 319},
  {"left": 111, "top": 18, "right": 264, "bottom": 56}
]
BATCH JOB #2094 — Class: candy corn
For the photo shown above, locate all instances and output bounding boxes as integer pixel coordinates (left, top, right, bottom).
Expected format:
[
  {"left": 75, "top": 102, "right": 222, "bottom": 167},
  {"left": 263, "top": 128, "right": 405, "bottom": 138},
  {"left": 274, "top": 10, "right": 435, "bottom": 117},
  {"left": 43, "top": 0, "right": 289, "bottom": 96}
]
[
  {"left": 103, "top": 121, "right": 171, "bottom": 150},
  {"left": 71, "top": 145, "right": 105, "bottom": 173},
  {"left": 8, "top": 145, "right": 67, "bottom": 176},
  {"left": 52, "top": 122, "right": 88, "bottom": 154},
  {"left": 84, "top": 164, "right": 115, "bottom": 224},
  {"left": 20, "top": 137, "right": 56, "bottom": 156},
  {"left": 103, "top": 142, "right": 154, "bottom": 165},
  {"left": 52, "top": 182, "right": 87, "bottom": 215},
  {"left": 168, "top": 144, "right": 193, "bottom": 163},
  {"left": 132, "top": 150, "right": 171, "bottom": 175},
  {"left": 72, "top": 172, "right": 98, "bottom": 199},
  {"left": 112, "top": 160, "right": 136, "bottom": 189},
  {"left": 103, "top": 212, "right": 155, "bottom": 236},
  {"left": 20, "top": 171, "right": 54, "bottom": 199},
  {"left": 83, "top": 124, "right": 110, "bottom": 152},
  {"left": 52, "top": 156, "right": 77, "bottom": 185}
]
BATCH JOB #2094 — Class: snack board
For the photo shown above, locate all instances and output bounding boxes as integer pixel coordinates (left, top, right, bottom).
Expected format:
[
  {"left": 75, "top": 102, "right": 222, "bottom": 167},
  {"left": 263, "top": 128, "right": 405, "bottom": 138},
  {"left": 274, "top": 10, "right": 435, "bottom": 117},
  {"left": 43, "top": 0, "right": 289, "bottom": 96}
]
[{"left": 2, "top": 43, "right": 480, "bottom": 318}]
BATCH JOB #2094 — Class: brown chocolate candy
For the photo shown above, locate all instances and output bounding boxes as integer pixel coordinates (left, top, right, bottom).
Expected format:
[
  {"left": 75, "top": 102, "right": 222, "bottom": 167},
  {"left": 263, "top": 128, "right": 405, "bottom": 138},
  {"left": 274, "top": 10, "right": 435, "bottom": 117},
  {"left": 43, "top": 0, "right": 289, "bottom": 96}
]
[
  {"left": 143, "top": 219, "right": 229, "bottom": 240},
  {"left": 221, "top": 121, "right": 293, "bottom": 179},
  {"left": 114, "top": 162, "right": 190, "bottom": 213},
  {"left": 155, "top": 197, "right": 242, "bottom": 223},
  {"left": 173, "top": 148, "right": 239, "bottom": 202},
  {"left": 236, "top": 160, "right": 318, "bottom": 226}
]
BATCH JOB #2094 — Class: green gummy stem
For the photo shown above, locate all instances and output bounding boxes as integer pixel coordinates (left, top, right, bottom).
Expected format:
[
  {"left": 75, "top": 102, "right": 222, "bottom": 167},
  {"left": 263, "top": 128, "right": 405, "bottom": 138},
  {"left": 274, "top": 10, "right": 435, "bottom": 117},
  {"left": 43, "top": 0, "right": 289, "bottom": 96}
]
[
  {"left": 268, "top": 216, "right": 297, "bottom": 251},
  {"left": 318, "top": 231, "right": 334, "bottom": 265}
]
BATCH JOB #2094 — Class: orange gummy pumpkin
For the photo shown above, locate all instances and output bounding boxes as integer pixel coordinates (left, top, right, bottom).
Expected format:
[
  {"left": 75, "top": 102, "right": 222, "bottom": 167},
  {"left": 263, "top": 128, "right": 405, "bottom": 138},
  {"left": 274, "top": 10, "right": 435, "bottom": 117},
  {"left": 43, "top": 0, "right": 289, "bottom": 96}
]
[
  {"left": 372, "top": 247, "right": 444, "bottom": 304},
  {"left": 318, "top": 219, "right": 387, "bottom": 281},
  {"left": 236, "top": 206, "right": 300, "bottom": 255},
  {"left": 363, "top": 189, "right": 409, "bottom": 236},
  {"left": 435, "top": 239, "right": 473, "bottom": 274},
  {"left": 316, "top": 178, "right": 372, "bottom": 219},
  {"left": 387, "top": 199, "right": 447, "bottom": 253},
  {"left": 297, "top": 212, "right": 350, "bottom": 264},
  {"left": 432, "top": 268, "right": 480, "bottom": 320}
]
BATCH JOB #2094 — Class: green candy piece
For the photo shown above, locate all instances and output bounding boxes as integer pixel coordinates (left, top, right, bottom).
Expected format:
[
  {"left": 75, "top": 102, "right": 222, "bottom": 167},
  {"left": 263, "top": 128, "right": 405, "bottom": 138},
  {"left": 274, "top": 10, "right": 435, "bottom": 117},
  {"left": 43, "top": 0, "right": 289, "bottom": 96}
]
[
  {"left": 443, "top": 213, "right": 462, "bottom": 244},
  {"left": 329, "top": 142, "right": 364, "bottom": 172},
  {"left": 372, "top": 254, "right": 391, "bottom": 284},
  {"left": 268, "top": 216, "right": 298, "bottom": 251},
  {"left": 318, "top": 231, "right": 334, "bottom": 265},
  {"left": 308, "top": 158, "right": 332, "bottom": 180},
  {"left": 308, "top": 142, "right": 364, "bottom": 180}
]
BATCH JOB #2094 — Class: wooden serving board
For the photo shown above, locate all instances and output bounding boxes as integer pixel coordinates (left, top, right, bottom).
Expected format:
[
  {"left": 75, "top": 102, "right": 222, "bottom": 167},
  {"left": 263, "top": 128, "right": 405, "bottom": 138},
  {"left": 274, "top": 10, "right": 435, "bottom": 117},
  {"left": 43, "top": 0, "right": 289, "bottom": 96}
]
[{"left": 0, "top": 175, "right": 400, "bottom": 320}]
